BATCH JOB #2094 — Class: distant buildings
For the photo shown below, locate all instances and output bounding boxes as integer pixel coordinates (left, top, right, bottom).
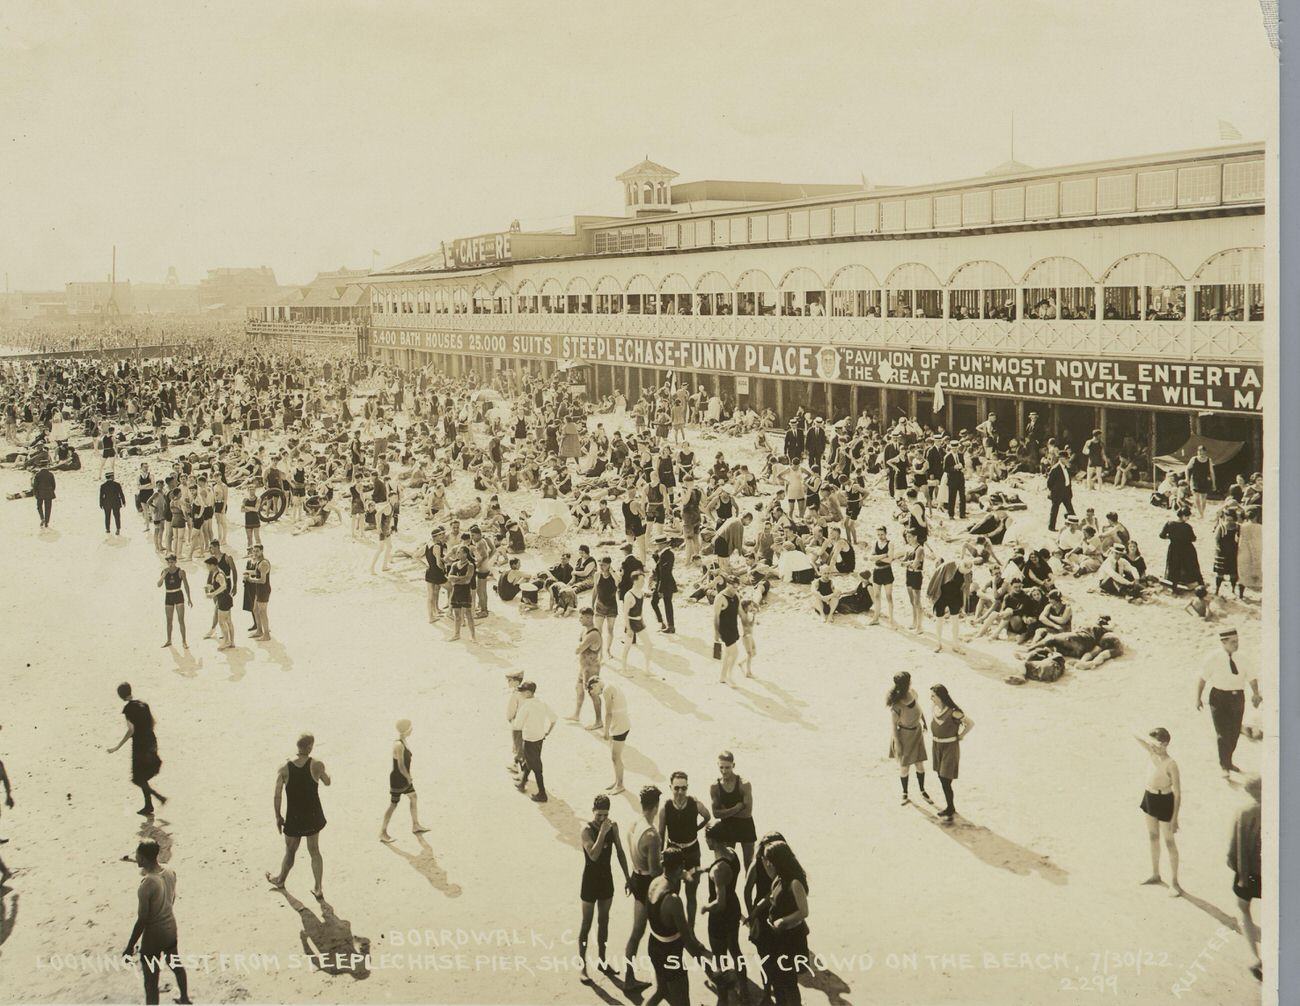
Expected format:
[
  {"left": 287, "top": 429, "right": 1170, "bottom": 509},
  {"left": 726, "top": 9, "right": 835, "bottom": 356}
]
[
  {"left": 245, "top": 267, "right": 370, "bottom": 353},
  {"left": 199, "top": 266, "right": 280, "bottom": 315}
]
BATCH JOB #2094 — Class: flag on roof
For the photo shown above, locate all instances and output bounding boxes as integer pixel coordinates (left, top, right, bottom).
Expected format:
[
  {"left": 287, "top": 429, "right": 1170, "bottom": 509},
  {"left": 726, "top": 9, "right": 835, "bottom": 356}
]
[{"left": 1218, "top": 120, "right": 1243, "bottom": 141}]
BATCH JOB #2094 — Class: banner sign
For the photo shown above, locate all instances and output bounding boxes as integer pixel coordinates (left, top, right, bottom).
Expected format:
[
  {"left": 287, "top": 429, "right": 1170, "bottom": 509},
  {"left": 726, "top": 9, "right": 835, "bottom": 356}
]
[
  {"left": 558, "top": 335, "right": 821, "bottom": 380},
  {"left": 831, "top": 346, "right": 1262, "bottom": 414},
  {"left": 372, "top": 328, "right": 555, "bottom": 360},
  {"left": 373, "top": 327, "right": 1262, "bottom": 414},
  {"left": 445, "top": 232, "right": 512, "bottom": 270}
]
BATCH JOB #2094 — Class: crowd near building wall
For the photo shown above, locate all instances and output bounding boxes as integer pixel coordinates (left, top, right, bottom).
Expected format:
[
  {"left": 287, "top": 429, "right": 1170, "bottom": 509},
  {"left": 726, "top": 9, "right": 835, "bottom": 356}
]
[{"left": 364, "top": 144, "right": 1265, "bottom": 475}]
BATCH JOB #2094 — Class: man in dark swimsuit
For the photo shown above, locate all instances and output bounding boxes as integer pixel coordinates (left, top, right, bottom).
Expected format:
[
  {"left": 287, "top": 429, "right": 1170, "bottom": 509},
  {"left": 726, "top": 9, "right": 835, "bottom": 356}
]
[
  {"left": 267, "top": 733, "right": 331, "bottom": 898},
  {"left": 657, "top": 771, "right": 711, "bottom": 926},
  {"left": 644, "top": 847, "right": 708, "bottom": 1006}
]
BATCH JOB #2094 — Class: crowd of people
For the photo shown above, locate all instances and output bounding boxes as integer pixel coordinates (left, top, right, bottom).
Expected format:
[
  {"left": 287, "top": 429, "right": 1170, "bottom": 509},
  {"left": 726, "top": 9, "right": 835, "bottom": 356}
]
[{"left": 0, "top": 329, "right": 1270, "bottom": 1001}]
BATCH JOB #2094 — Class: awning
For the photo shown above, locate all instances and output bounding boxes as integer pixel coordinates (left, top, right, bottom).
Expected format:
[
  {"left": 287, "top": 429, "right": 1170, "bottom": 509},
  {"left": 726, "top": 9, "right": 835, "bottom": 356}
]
[
  {"left": 371, "top": 266, "right": 506, "bottom": 284},
  {"left": 1153, "top": 435, "right": 1245, "bottom": 471}
]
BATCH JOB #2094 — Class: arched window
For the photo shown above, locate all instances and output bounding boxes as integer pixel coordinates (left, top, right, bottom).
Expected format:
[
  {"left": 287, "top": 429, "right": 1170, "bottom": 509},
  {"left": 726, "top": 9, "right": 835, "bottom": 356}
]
[
  {"left": 828, "top": 265, "right": 881, "bottom": 317},
  {"left": 515, "top": 280, "right": 537, "bottom": 314},
  {"left": 625, "top": 274, "right": 656, "bottom": 314},
  {"left": 565, "top": 276, "right": 593, "bottom": 314},
  {"left": 884, "top": 263, "right": 942, "bottom": 319},
  {"left": 492, "top": 282, "right": 513, "bottom": 315},
  {"left": 1192, "top": 248, "right": 1264, "bottom": 321},
  {"left": 594, "top": 276, "right": 624, "bottom": 315},
  {"left": 947, "top": 261, "right": 1017, "bottom": 320},
  {"left": 657, "top": 273, "right": 693, "bottom": 316},
  {"left": 778, "top": 267, "right": 825, "bottom": 316},
  {"left": 1021, "top": 257, "right": 1097, "bottom": 320},
  {"left": 643, "top": 181, "right": 654, "bottom": 204},
  {"left": 694, "top": 271, "right": 733, "bottom": 316},
  {"left": 1102, "top": 254, "right": 1185, "bottom": 321},
  {"left": 735, "top": 271, "right": 777, "bottom": 317},
  {"left": 539, "top": 278, "right": 564, "bottom": 314}
]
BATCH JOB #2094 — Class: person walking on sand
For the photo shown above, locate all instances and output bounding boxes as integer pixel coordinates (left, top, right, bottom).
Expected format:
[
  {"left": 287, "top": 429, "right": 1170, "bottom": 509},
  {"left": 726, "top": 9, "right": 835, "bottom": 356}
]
[
  {"left": 380, "top": 720, "right": 429, "bottom": 843},
  {"left": 32, "top": 462, "right": 55, "bottom": 528},
  {"left": 713, "top": 578, "right": 741, "bottom": 685},
  {"left": 512, "top": 681, "right": 556, "bottom": 803},
  {"left": 107, "top": 683, "right": 167, "bottom": 817},
  {"left": 1137, "top": 727, "right": 1182, "bottom": 897},
  {"left": 122, "top": 839, "right": 191, "bottom": 1005},
  {"left": 156, "top": 553, "right": 192, "bottom": 649},
  {"left": 619, "top": 570, "right": 653, "bottom": 676},
  {"left": 100, "top": 471, "right": 126, "bottom": 536},
  {"left": 1195, "top": 627, "right": 1262, "bottom": 778},
  {"left": 586, "top": 679, "right": 630, "bottom": 795},
  {"left": 266, "top": 733, "right": 330, "bottom": 899}
]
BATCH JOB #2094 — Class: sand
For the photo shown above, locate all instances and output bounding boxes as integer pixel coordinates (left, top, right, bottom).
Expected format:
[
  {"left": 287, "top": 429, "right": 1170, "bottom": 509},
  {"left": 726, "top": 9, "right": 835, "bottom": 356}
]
[{"left": 0, "top": 415, "right": 1266, "bottom": 1005}]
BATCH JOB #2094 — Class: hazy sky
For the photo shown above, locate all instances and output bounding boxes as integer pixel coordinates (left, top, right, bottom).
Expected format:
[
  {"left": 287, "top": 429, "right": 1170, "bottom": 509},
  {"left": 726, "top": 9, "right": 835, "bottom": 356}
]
[{"left": 0, "top": 0, "right": 1276, "bottom": 290}]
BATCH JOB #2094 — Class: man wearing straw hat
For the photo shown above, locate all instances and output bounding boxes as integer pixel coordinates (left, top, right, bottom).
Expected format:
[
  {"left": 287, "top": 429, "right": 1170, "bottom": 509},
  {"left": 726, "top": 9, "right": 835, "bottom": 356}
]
[{"left": 1194, "top": 628, "right": 1261, "bottom": 778}]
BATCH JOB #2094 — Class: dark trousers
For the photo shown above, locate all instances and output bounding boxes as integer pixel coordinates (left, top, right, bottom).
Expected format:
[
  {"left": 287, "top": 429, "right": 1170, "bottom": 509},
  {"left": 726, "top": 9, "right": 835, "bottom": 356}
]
[
  {"left": 946, "top": 480, "right": 966, "bottom": 518},
  {"left": 1048, "top": 495, "right": 1075, "bottom": 531},
  {"left": 103, "top": 505, "right": 121, "bottom": 533},
  {"left": 651, "top": 589, "right": 675, "bottom": 629},
  {"left": 520, "top": 739, "right": 546, "bottom": 796},
  {"left": 36, "top": 496, "right": 52, "bottom": 526},
  {"left": 1208, "top": 688, "right": 1246, "bottom": 770}
]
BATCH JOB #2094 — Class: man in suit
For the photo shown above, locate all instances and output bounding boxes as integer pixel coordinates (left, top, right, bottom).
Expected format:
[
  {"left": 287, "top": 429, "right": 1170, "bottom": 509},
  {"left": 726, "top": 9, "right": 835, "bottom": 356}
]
[
  {"left": 804, "top": 417, "right": 827, "bottom": 472},
  {"left": 943, "top": 442, "right": 967, "bottom": 518},
  {"left": 99, "top": 471, "right": 126, "bottom": 535},
  {"left": 32, "top": 464, "right": 56, "bottom": 528},
  {"left": 649, "top": 544, "right": 677, "bottom": 634},
  {"left": 782, "top": 419, "right": 804, "bottom": 463},
  {"left": 1046, "top": 450, "right": 1076, "bottom": 531}
]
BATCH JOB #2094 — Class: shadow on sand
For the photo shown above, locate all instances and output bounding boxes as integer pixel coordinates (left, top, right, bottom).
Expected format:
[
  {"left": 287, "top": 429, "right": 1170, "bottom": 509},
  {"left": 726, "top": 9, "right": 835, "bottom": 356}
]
[
  {"left": 382, "top": 834, "right": 463, "bottom": 898},
  {"left": 274, "top": 890, "right": 372, "bottom": 979},
  {"left": 918, "top": 806, "right": 1068, "bottom": 885}
]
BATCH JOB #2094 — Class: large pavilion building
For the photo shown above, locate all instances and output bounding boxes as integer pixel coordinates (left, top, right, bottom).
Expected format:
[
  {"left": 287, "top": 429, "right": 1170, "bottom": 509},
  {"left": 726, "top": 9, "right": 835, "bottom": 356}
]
[{"left": 365, "top": 145, "right": 1266, "bottom": 472}]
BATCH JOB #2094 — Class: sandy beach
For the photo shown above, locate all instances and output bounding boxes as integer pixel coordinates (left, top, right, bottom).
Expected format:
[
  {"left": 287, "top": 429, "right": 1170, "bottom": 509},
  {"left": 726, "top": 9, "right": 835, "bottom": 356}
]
[{"left": 0, "top": 414, "right": 1264, "bottom": 1005}]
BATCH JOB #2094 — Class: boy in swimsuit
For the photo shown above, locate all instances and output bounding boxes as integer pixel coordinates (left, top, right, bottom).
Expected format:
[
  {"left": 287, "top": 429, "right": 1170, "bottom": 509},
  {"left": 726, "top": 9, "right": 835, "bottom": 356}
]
[{"left": 1136, "top": 728, "right": 1182, "bottom": 897}]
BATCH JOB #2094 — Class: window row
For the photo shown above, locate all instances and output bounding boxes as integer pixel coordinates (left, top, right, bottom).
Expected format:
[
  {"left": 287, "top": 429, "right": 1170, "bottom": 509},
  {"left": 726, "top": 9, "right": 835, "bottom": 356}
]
[
  {"left": 373, "top": 250, "right": 1264, "bottom": 322},
  {"left": 589, "top": 159, "right": 1264, "bottom": 255}
]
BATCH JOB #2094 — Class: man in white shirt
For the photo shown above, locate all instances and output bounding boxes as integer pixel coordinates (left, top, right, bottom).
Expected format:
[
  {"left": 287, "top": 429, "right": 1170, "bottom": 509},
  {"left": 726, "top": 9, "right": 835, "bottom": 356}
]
[
  {"left": 511, "top": 682, "right": 556, "bottom": 802},
  {"left": 587, "top": 679, "right": 630, "bottom": 796},
  {"left": 1194, "top": 628, "right": 1261, "bottom": 778},
  {"left": 505, "top": 671, "right": 524, "bottom": 774},
  {"left": 1054, "top": 516, "right": 1083, "bottom": 558},
  {"left": 1097, "top": 545, "right": 1141, "bottom": 597}
]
